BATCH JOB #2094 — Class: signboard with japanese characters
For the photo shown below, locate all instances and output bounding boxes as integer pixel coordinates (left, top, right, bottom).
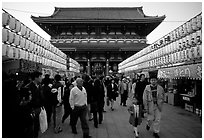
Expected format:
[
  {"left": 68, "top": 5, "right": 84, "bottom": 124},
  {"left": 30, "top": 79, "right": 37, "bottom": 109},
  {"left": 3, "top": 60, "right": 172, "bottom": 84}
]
[{"left": 158, "top": 63, "right": 202, "bottom": 79}]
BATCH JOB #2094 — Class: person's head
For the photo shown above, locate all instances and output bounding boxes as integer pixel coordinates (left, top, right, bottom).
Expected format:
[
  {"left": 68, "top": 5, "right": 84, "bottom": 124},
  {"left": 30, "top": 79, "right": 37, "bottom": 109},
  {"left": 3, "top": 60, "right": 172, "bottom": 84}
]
[
  {"left": 140, "top": 74, "right": 145, "bottom": 81},
  {"left": 69, "top": 83, "right": 74, "bottom": 90},
  {"left": 111, "top": 79, "right": 115, "bottom": 83},
  {"left": 54, "top": 74, "right": 61, "bottom": 82},
  {"left": 76, "top": 78, "right": 83, "bottom": 87},
  {"left": 150, "top": 77, "right": 158, "bottom": 87},
  {"left": 31, "top": 71, "right": 42, "bottom": 84}
]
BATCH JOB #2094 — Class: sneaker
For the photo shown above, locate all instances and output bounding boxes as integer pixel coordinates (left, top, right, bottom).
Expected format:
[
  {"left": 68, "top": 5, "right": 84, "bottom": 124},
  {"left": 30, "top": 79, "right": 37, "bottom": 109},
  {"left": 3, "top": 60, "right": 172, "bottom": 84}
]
[
  {"left": 146, "top": 125, "right": 150, "bottom": 131},
  {"left": 153, "top": 132, "right": 160, "bottom": 138}
]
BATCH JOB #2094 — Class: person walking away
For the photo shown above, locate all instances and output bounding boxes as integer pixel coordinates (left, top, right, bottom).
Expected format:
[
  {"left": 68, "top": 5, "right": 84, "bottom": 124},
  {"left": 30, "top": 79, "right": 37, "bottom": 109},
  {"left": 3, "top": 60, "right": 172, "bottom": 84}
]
[
  {"left": 26, "top": 71, "right": 44, "bottom": 137},
  {"left": 42, "top": 74, "right": 53, "bottom": 127},
  {"left": 128, "top": 98, "right": 142, "bottom": 138},
  {"left": 143, "top": 72, "right": 164, "bottom": 138},
  {"left": 92, "top": 78, "right": 105, "bottom": 128},
  {"left": 107, "top": 79, "right": 118, "bottom": 111},
  {"left": 69, "top": 78, "right": 91, "bottom": 138},
  {"left": 61, "top": 83, "right": 74, "bottom": 124},
  {"left": 82, "top": 74, "right": 94, "bottom": 121},
  {"left": 135, "top": 74, "right": 148, "bottom": 117},
  {"left": 51, "top": 74, "right": 63, "bottom": 133}
]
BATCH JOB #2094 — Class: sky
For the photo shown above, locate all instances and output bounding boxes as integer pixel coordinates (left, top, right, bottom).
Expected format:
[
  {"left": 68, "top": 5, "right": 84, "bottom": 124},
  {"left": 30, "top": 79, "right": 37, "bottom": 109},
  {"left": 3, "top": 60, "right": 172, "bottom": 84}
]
[{"left": 2, "top": 1, "right": 202, "bottom": 44}]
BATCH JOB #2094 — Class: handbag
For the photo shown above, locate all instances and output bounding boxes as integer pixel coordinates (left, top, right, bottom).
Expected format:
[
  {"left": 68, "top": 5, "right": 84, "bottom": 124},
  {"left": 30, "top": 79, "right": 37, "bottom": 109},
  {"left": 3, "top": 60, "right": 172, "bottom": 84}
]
[{"left": 39, "top": 107, "right": 48, "bottom": 133}]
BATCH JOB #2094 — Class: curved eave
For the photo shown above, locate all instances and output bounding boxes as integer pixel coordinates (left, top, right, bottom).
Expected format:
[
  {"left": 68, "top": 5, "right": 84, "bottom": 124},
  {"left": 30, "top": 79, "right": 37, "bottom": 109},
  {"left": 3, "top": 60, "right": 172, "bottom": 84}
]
[{"left": 31, "top": 15, "right": 166, "bottom": 24}]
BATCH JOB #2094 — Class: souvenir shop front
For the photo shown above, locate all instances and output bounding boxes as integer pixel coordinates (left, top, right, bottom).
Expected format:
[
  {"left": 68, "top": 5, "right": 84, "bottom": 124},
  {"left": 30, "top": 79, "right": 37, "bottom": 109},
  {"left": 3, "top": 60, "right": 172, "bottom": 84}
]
[{"left": 158, "top": 63, "right": 202, "bottom": 116}]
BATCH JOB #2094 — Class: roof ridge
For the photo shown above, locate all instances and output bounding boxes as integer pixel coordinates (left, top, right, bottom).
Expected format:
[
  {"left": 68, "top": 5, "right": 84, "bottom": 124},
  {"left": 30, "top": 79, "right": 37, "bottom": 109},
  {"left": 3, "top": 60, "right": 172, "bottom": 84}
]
[{"left": 54, "top": 7, "right": 143, "bottom": 9}]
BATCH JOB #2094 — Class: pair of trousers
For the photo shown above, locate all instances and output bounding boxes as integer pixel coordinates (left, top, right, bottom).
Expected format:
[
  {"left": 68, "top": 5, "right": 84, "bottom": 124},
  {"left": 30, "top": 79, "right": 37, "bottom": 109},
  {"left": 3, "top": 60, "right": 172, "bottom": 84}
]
[
  {"left": 70, "top": 105, "right": 89, "bottom": 136},
  {"left": 62, "top": 104, "right": 72, "bottom": 123},
  {"left": 147, "top": 107, "right": 161, "bottom": 133},
  {"left": 93, "top": 107, "right": 103, "bottom": 126},
  {"left": 121, "top": 90, "right": 128, "bottom": 105}
]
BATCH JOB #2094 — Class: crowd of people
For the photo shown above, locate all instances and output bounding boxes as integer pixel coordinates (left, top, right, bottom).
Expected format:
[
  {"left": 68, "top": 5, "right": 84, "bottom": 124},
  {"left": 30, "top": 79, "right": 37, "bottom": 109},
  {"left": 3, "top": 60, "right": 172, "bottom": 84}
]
[{"left": 2, "top": 71, "right": 164, "bottom": 138}]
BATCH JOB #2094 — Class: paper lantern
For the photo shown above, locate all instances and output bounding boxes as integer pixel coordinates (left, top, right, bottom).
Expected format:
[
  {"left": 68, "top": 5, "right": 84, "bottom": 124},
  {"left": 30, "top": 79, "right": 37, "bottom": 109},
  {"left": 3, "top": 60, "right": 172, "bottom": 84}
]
[
  {"left": 191, "top": 17, "right": 198, "bottom": 31},
  {"left": 182, "top": 37, "right": 187, "bottom": 49},
  {"left": 191, "top": 32, "right": 197, "bottom": 47},
  {"left": 2, "top": 12, "right": 10, "bottom": 26},
  {"left": 182, "top": 23, "right": 188, "bottom": 36},
  {"left": 183, "top": 49, "right": 187, "bottom": 61},
  {"left": 14, "top": 34, "right": 20, "bottom": 46},
  {"left": 13, "top": 47, "right": 19, "bottom": 59},
  {"left": 7, "top": 46, "right": 14, "bottom": 58},
  {"left": 30, "top": 31, "right": 35, "bottom": 41},
  {"left": 14, "top": 20, "right": 21, "bottom": 33},
  {"left": 199, "top": 45, "right": 202, "bottom": 58},
  {"left": 25, "top": 28, "right": 31, "bottom": 39},
  {"left": 29, "top": 52, "right": 33, "bottom": 61},
  {"left": 19, "top": 49, "right": 26, "bottom": 59},
  {"left": 9, "top": 17, "right": 16, "bottom": 30},
  {"left": 8, "top": 31, "right": 15, "bottom": 44},
  {"left": 34, "top": 34, "right": 38, "bottom": 43},
  {"left": 186, "top": 21, "right": 193, "bottom": 34},
  {"left": 178, "top": 26, "right": 184, "bottom": 37},
  {"left": 2, "top": 28, "right": 9, "bottom": 43},
  {"left": 196, "top": 14, "right": 202, "bottom": 29},
  {"left": 196, "top": 30, "right": 202, "bottom": 45},
  {"left": 33, "top": 54, "right": 37, "bottom": 62},
  {"left": 25, "top": 51, "right": 29, "bottom": 60},
  {"left": 20, "top": 24, "right": 26, "bottom": 36},
  {"left": 24, "top": 40, "right": 30, "bottom": 51},
  {"left": 20, "top": 37, "right": 26, "bottom": 49},
  {"left": 2, "top": 44, "right": 8, "bottom": 56},
  {"left": 186, "top": 48, "right": 191, "bottom": 60}
]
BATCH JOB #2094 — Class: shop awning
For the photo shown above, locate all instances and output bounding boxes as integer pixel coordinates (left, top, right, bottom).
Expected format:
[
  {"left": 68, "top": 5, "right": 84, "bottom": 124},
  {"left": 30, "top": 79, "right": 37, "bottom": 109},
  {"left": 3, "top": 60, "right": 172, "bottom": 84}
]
[{"left": 158, "top": 63, "right": 202, "bottom": 80}]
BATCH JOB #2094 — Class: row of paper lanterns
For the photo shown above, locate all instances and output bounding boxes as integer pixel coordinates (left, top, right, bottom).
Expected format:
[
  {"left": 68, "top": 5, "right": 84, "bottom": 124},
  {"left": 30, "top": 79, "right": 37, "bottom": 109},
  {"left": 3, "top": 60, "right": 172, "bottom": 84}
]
[
  {"left": 119, "top": 13, "right": 202, "bottom": 68},
  {"left": 119, "top": 13, "right": 202, "bottom": 72},
  {"left": 2, "top": 44, "right": 67, "bottom": 70},
  {"left": 119, "top": 29, "right": 201, "bottom": 71},
  {"left": 52, "top": 38, "right": 146, "bottom": 44},
  {"left": 2, "top": 12, "right": 66, "bottom": 60},
  {"left": 2, "top": 28, "right": 67, "bottom": 65},
  {"left": 120, "top": 43, "right": 202, "bottom": 73},
  {"left": 69, "top": 58, "right": 80, "bottom": 73}
]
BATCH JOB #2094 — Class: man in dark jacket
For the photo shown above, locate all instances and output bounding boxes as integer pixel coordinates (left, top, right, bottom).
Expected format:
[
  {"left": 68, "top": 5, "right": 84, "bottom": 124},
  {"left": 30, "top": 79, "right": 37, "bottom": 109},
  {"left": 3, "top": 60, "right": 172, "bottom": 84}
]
[
  {"left": 134, "top": 74, "right": 148, "bottom": 117},
  {"left": 26, "top": 71, "right": 44, "bottom": 138}
]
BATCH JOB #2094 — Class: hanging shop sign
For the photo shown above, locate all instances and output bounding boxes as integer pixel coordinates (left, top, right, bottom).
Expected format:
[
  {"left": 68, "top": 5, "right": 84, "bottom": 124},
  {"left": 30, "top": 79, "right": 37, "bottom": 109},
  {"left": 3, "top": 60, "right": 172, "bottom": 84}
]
[{"left": 158, "top": 63, "right": 202, "bottom": 79}]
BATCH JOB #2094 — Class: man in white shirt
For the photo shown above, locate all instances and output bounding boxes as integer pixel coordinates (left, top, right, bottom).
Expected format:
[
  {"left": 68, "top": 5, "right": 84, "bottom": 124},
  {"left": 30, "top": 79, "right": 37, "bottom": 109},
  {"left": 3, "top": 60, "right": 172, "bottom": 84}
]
[{"left": 69, "top": 78, "right": 91, "bottom": 138}]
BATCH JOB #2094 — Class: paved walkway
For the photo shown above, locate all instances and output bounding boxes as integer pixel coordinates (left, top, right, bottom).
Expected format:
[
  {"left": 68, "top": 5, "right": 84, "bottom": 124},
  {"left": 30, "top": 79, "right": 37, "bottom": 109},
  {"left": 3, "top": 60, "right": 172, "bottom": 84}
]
[{"left": 39, "top": 96, "right": 202, "bottom": 138}]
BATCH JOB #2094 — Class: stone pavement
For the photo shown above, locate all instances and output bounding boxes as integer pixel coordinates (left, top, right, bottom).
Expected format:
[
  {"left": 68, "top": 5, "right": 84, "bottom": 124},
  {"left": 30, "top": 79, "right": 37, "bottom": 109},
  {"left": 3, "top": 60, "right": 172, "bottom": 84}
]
[{"left": 39, "top": 96, "right": 202, "bottom": 138}]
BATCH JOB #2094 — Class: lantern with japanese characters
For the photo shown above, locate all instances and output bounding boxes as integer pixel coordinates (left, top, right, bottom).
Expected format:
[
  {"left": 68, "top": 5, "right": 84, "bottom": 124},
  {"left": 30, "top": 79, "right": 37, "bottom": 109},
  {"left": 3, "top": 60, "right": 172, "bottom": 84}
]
[
  {"left": 186, "top": 21, "right": 193, "bottom": 34},
  {"left": 191, "top": 32, "right": 197, "bottom": 47},
  {"left": 191, "top": 17, "right": 198, "bottom": 31},
  {"left": 196, "top": 14, "right": 202, "bottom": 29},
  {"left": 196, "top": 30, "right": 202, "bottom": 45}
]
